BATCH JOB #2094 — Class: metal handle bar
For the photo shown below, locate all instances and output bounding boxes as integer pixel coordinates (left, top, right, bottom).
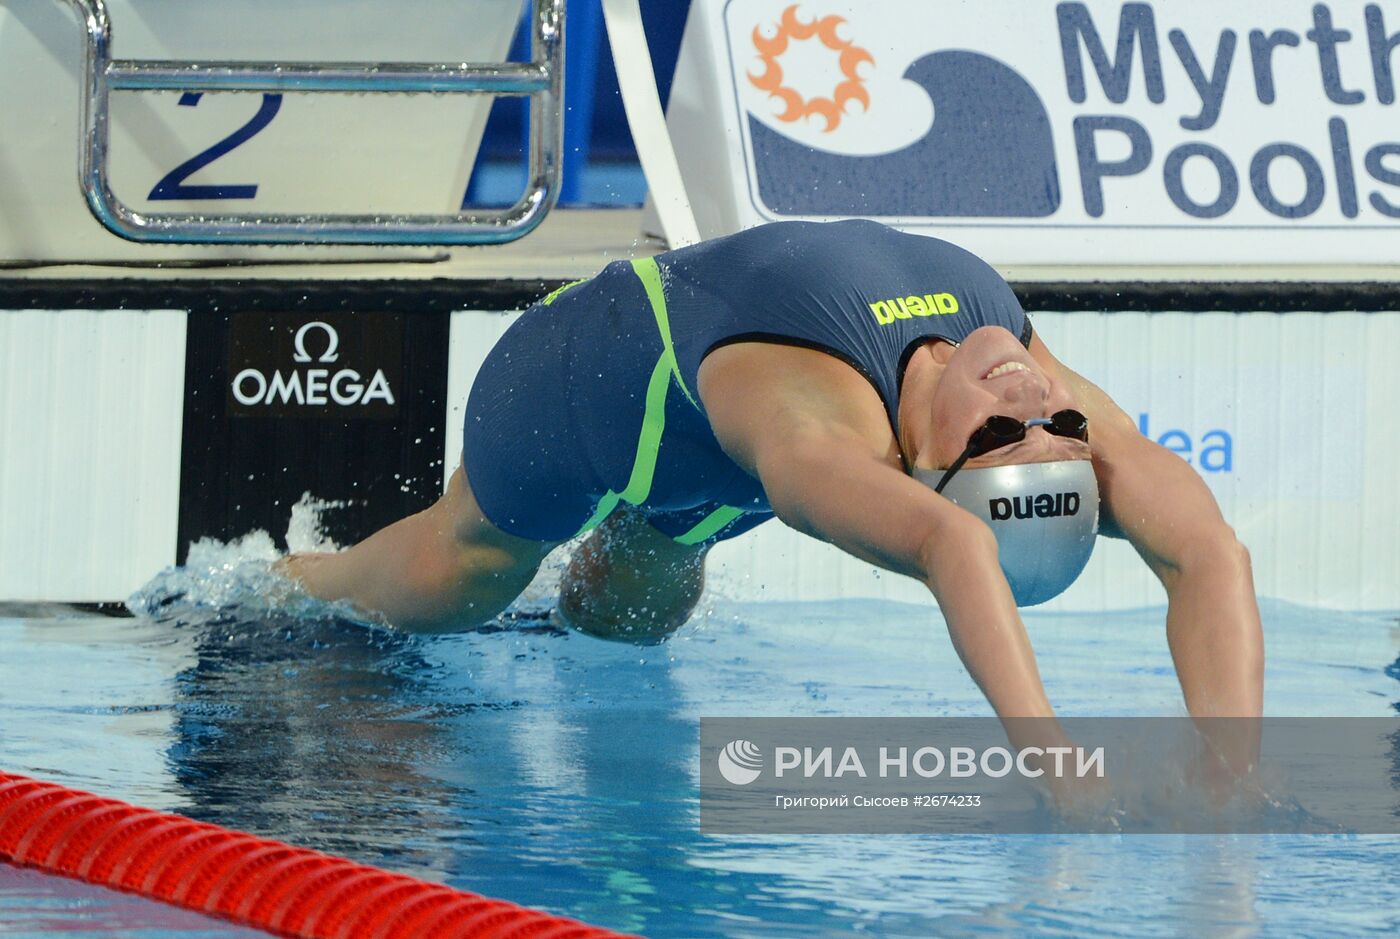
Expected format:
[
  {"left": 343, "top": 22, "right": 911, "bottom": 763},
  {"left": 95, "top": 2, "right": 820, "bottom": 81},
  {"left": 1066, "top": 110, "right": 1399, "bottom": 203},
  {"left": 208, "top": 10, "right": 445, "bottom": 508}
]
[{"left": 66, "top": 0, "right": 565, "bottom": 245}]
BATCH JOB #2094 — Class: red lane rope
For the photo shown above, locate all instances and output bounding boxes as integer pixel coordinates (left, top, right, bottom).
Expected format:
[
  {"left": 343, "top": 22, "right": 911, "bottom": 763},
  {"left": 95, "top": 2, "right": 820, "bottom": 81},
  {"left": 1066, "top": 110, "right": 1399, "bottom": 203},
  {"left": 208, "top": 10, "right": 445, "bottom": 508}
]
[{"left": 0, "top": 770, "right": 639, "bottom": 939}]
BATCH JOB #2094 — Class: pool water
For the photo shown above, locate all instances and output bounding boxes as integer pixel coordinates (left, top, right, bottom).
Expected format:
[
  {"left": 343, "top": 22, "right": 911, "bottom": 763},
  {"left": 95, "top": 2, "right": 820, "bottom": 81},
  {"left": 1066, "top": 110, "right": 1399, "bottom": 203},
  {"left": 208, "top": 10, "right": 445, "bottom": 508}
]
[
  {"left": 0, "top": 864, "right": 265, "bottom": 938},
  {"left": 1, "top": 536, "right": 1398, "bottom": 937}
]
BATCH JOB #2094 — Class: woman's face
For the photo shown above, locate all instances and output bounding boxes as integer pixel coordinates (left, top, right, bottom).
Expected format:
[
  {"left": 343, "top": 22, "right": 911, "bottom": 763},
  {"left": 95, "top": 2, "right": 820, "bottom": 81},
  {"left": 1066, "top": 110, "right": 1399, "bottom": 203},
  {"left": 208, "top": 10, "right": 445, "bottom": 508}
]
[{"left": 921, "top": 326, "right": 1090, "bottom": 470}]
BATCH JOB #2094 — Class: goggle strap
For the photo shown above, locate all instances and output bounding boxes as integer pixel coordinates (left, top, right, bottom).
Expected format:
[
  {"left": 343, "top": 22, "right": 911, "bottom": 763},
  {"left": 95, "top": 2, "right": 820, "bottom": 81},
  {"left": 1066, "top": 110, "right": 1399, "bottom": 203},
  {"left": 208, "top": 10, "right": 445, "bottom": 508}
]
[{"left": 933, "top": 448, "right": 975, "bottom": 494}]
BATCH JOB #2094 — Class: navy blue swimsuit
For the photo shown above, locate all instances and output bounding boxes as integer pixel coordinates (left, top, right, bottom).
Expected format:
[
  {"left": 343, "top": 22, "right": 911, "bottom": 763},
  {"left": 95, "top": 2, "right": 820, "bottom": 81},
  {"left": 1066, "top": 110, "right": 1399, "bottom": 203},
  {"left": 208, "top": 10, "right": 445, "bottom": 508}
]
[{"left": 464, "top": 219, "right": 1031, "bottom": 545}]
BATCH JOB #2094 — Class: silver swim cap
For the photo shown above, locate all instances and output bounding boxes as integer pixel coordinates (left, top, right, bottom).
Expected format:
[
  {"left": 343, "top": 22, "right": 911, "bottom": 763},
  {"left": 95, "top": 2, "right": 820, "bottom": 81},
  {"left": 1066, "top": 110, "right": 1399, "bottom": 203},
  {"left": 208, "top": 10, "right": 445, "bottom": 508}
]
[{"left": 912, "top": 461, "right": 1100, "bottom": 606}]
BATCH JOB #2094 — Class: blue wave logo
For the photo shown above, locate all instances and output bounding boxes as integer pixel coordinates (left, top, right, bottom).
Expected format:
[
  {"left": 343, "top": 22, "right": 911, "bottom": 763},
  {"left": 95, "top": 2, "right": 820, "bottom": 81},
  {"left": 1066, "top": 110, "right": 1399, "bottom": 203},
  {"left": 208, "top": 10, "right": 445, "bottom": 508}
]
[{"left": 748, "top": 49, "right": 1061, "bottom": 218}]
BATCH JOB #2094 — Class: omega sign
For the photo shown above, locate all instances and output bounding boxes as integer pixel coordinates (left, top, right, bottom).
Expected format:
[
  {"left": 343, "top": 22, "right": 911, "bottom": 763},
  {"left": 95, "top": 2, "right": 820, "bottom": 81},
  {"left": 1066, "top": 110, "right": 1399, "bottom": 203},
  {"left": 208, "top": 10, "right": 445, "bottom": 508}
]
[{"left": 226, "top": 312, "right": 403, "bottom": 419}]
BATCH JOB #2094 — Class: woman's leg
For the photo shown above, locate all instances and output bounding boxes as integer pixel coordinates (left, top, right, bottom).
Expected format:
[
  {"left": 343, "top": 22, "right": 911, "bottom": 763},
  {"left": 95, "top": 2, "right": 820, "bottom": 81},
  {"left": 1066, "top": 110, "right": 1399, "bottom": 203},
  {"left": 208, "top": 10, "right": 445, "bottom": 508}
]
[{"left": 280, "top": 465, "right": 556, "bottom": 633}]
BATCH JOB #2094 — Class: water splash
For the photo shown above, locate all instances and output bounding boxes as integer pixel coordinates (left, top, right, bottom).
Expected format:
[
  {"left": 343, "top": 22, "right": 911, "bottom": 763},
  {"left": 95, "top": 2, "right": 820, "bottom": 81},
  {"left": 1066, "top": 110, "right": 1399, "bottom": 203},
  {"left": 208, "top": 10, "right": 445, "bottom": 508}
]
[
  {"left": 125, "top": 493, "right": 372, "bottom": 629},
  {"left": 285, "top": 491, "right": 347, "bottom": 554}
]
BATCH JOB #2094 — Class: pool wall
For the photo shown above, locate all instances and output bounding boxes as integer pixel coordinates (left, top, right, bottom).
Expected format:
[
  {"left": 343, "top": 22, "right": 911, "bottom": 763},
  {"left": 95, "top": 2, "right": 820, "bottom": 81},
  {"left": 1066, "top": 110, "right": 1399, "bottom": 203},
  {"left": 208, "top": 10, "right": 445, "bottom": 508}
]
[{"left": 3, "top": 267, "right": 1395, "bottom": 611}]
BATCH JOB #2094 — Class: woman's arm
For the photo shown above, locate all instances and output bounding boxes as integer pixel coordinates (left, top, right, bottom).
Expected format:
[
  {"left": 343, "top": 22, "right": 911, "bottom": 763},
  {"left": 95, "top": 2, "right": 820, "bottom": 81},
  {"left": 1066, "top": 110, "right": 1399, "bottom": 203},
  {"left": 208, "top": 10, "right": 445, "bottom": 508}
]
[
  {"left": 1028, "top": 332, "right": 1264, "bottom": 760},
  {"left": 764, "top": 425, "right": 1064, "bottom": 726},
  {"left": 699, "top": 343, "right": 1070, "bottom": 743}
]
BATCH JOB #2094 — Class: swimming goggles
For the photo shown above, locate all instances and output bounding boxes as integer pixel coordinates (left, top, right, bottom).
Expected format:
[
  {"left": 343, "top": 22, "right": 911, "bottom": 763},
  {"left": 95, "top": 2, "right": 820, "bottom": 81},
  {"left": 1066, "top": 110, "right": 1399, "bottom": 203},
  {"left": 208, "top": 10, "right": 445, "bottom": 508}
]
[{"left": 932, "top": 409, "right": 1089, "bottom": 494}]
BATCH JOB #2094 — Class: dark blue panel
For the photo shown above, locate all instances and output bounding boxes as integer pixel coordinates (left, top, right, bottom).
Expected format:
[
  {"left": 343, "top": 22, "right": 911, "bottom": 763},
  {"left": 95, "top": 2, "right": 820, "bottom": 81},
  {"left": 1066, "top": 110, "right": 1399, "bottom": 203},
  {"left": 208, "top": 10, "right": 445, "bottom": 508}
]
[{"left": 471, "top": 0, "right": 692, "bottom": 168}]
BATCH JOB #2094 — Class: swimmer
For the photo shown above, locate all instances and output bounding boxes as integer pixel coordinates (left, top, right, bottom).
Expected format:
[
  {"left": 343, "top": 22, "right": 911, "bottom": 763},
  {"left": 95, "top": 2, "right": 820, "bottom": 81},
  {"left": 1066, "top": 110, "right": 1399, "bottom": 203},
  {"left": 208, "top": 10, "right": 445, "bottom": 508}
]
[{"left": 282, "top": 220, "right": 1263, "bottom": 758}]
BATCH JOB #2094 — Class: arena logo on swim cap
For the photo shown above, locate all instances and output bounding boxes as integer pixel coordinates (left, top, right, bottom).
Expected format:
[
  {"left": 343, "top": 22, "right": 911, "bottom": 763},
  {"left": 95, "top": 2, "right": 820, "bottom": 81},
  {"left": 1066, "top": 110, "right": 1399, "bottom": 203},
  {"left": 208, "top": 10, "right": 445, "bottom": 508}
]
[
  {"left": 989, "top": 492, "right": 1081, "bottom": 521},
  {"left": 226, "top": 313, "right": 402, "bottom": 419}
]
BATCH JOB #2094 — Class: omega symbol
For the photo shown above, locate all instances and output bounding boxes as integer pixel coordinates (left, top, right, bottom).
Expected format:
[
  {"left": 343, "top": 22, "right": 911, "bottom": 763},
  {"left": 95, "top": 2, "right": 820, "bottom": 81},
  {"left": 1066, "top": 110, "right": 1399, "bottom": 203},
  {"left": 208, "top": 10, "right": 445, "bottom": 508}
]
[{"left": 292, "top": 321, "right": 340, "bottom": 364}]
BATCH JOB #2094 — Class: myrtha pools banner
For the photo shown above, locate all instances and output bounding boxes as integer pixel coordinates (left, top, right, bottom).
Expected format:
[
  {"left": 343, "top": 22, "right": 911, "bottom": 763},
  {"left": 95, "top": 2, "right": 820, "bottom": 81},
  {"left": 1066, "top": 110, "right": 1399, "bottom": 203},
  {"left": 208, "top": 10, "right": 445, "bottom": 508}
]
[{"left": 676, "top": 1, "right": 1400, "bottom": 263}]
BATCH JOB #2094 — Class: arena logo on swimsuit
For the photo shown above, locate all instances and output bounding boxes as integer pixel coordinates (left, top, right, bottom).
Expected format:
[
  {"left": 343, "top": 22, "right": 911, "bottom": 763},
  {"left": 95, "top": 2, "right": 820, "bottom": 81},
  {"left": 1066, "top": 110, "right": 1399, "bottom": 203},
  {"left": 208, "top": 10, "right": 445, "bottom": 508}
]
[
  {"left": 989, "top": 493, "right": 1081, "bottom": 521},
  {"left": 868, "top": 292, "right": 960, "bottom": 325}
]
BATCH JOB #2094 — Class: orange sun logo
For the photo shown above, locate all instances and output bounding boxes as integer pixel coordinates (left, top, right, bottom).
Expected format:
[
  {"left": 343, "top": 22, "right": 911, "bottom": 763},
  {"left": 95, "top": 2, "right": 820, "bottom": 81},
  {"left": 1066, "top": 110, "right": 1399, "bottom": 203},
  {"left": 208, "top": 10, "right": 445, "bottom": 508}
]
[{"left": 748, "top": 5, "right": 874, "bottom": 133}]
